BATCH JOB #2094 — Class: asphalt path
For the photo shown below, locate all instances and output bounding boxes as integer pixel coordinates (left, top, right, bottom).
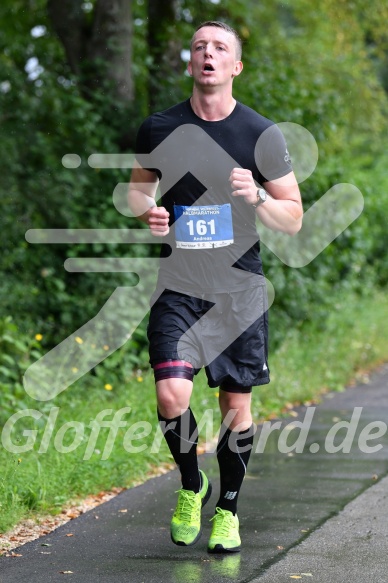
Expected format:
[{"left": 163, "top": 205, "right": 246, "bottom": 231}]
[{"left": 1, "top": 364, "right": 388, "bottom": 583}]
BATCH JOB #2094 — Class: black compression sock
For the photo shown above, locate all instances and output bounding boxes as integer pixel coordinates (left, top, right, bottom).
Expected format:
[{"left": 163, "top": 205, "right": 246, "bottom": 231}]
[
  {"left": 157, "top": 408, "right": 201, "bottom": 493},
  {"left": 216, "top": 424, "right": 255, "bottom": 514}
]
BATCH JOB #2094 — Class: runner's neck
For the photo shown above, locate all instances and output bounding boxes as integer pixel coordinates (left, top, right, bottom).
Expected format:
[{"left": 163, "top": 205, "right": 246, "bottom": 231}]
[{"left": 190, "top": 92, "right": 236, "bottom": 122}]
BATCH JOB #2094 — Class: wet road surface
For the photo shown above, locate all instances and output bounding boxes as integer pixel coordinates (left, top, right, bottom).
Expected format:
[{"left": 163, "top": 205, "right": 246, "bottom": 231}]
[{"left": 1, "top": 364, "right": 387, "bottom": 583}]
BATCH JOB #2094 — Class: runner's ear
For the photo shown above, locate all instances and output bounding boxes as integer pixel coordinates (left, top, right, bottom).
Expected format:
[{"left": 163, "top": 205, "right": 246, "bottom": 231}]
[{"left": 232, "top": 61, "right": 243, "bottom": 78}]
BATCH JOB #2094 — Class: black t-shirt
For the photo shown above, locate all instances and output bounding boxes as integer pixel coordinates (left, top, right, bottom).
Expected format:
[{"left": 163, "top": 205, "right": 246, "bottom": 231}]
[{"left": 135, "top": 99, "right": 292, "bottom": 294}]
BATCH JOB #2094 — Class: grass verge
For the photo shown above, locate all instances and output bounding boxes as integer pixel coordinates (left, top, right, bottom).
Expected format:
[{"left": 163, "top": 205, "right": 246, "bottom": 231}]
[
  {"left": 251, "top": 289, "right": 388, "bottom": 419},
  {"left": 1, "top": 289, "right": 388, "bottom": 534}
]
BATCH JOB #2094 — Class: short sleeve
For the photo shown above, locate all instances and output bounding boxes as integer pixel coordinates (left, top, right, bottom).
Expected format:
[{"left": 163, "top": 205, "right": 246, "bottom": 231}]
[
  {"left": 135, "top": 117, "right": 162, "bottom": 179},
  {"left": 254, "top": 123, "right": 293, "bottom": 183}
]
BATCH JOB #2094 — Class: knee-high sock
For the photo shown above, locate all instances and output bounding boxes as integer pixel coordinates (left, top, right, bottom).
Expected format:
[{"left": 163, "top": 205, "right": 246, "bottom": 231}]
[
  {"left": 216, "top": 424, "right": 255, "bottom": 514},
  {"left": 157, "top": 408, "right": 201, "bottom": 493}
]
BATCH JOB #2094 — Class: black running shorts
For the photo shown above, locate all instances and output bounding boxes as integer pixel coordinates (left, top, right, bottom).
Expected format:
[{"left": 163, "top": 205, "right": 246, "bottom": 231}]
[{"left": 147, "top": 286, "right": 270, "bottom": 388}]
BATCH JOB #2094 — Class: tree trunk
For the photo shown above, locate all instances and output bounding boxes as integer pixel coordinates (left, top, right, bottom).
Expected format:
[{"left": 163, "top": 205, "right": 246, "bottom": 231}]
[
  {"left": 47, "top": 0, "right": 133, "bottom": 104},
  {"left": 88, "top": 0, "right": 133, "bottom": 102},
  {"left": 147, "top": 0, "right": 182, "bottom": 110},
  {"left": 47, "top": 0, "right": 86, "bottom": 76}
]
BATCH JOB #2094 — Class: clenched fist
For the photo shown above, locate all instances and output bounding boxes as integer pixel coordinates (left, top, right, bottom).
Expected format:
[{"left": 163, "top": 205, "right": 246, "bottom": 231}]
[
  {"left": 147, "top": 206, "right": 170, "bottom": 236},
  {"left": 229, "top": 168, "right": 258, "bottom": 206}
]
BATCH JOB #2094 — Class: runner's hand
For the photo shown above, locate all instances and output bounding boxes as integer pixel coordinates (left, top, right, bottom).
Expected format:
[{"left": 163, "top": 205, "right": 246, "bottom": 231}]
[
  {"left": 148, "top": 206, "right": 170, "bottom": 236},
  {"left": 229, "top": 168, "right": 257, "bottom": 205}
]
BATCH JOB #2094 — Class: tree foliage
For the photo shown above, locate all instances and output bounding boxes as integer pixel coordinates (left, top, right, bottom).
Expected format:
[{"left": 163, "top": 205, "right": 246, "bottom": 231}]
[{"left": 1, "top": 0, "right": 388, "bottom": 359}]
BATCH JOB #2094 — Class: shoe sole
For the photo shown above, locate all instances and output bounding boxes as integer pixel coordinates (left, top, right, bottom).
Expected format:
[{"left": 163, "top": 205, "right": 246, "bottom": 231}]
[
  {"left": 171, "top": 528, "right": 202, "bottom": 547},
  {"left": 208, "top": 543, "right": 241, "bottom": 554}
]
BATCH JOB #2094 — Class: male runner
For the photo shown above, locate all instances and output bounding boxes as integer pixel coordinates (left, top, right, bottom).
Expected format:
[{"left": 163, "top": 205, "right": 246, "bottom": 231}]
[{"left": 129, "top": 21, "right": 303, "bottom": 553}]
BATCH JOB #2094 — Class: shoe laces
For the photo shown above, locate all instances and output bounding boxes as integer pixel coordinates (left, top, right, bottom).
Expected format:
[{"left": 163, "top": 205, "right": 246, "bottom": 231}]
[
  {"left": 210, "top": 507, "right": 235, "bottom": 536},
  {"left": 175, "top": 490, "right": 200, "bottom": 522}
]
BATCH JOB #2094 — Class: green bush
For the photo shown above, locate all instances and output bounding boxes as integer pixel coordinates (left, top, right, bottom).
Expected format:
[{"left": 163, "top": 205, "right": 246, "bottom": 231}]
[
  {"left": 0, "top": 318, "right": 44, "bottom": 425},
  {"left": 1, "top": 0, "right": 388, "bottom": 377}
]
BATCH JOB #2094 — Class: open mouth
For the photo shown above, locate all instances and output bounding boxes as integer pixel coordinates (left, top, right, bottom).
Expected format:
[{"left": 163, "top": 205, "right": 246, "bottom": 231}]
[{"left": 203, "top": 64, "right": 215, "bottom": 72}]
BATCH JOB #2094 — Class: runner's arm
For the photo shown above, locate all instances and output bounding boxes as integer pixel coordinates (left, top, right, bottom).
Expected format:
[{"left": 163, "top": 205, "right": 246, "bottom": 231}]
[
  {"left": 230, "top": 168, "right": 303, "bottom": 235},
  {"left": 128, "top": 162, "right": 170, "bottom": 236},
  {"left": 259, "top": 171, "right": 302, "bottom": 235}
]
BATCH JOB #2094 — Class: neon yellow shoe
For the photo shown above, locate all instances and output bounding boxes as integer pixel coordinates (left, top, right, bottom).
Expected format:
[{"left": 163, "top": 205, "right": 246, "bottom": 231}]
[
  {"left": 208, "top": 507, "right": 241, "bottom": 553},
  {"left": 170, "top": 470, "right": 212, "bottom": 546}
]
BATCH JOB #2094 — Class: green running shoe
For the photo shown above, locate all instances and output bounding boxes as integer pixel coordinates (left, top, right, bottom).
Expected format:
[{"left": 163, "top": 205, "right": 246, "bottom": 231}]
[
  {"left": 208, "top": 507, "right": 241, "bottom": 553},
  {"left": 170, "top": 470, "right": 212, "bottom": 546}
]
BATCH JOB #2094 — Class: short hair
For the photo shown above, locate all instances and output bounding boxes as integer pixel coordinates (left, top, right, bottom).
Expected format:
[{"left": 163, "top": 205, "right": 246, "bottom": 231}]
[{"left": 191, "top": 21, "right": 243, "bottom": 60}]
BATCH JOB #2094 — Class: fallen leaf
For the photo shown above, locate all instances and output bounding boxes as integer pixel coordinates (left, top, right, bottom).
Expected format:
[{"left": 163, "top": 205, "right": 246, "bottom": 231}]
[
  {"left": 59, "top": 571, "right": 73, "bottom": 574},
  {"left": 65, "top": 534, "right": 74, "bottom": 537},
  {"left": 119, "top": 509, "right": 128, "bottom": 513},
  {"left": 290, "top": 577, "right": 302, "bottom": 580},
  {"left": 10, "top": 552, "right": 23, "bottom": 557},
  {"left": 301, "top": 529, "right": 309, "bottom": 533},
  {"left": 267, "top": 412, "right": 278, "bottom": 420},
  {"left": 277, "top": 545, "right": 284, "bottom": 550},
  {"left": 67, "top": 513, "right": 79, "bottom": 519},
  {"left": 41, "top": 543, "right": 52, "bottom": 547},
  {"left": 372, "top": 474, "right": 378, "bottom": 481}
]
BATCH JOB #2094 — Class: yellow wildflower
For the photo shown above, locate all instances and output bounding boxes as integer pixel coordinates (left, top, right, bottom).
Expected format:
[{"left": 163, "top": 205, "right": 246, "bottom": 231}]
[
  {"left": 104, "top": 384, "right": 113, "bottom": 391},
  {"left": 137, "top": 376, "right": 143, "bottom": 382},
  {"left": 75, "top": 336, "right": 83, "bottom": 344},
  {"left": 72, "top": 367, "right": 78, "bottom": 373},
  {"left": 35, "top": 333, "right": 43, "bottom": 341}
]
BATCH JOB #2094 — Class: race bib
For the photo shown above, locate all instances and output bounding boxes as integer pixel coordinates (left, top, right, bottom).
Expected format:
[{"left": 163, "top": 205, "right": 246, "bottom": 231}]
[{"left": 174, "top": 204, "right": 234, "bottom": 249}]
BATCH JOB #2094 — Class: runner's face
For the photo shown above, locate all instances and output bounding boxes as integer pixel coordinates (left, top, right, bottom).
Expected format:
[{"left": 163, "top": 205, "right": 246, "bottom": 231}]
[{"left": 188, "top": 27, "right": 242, "bottom": 88}]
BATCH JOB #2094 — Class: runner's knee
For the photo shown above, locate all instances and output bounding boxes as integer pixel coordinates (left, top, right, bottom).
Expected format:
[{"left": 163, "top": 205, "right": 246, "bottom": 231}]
[
  {"left": 218, "top": 389, "right": 252, "bottom": 430},
  {"left": 155, "top": 370, "right": 193, "bottom": 419}
]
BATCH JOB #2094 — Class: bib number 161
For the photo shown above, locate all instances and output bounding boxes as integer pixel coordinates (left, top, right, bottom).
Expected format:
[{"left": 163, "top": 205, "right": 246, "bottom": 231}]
[{"left": 187, "top": 219, "right": 216, "bottom": 236}]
